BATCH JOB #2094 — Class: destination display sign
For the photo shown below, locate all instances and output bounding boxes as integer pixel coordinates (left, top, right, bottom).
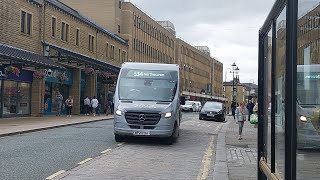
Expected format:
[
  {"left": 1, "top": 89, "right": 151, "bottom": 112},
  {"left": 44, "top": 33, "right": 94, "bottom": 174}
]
[{"left": 123, "top": 70, "right": 174, "bottom": 79}]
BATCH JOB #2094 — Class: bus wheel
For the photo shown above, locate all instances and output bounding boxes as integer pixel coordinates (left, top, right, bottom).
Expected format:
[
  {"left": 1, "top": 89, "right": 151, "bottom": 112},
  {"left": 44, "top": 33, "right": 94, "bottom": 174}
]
[{"left": 115, "top": 134, "right": 125, "bottom": 142}]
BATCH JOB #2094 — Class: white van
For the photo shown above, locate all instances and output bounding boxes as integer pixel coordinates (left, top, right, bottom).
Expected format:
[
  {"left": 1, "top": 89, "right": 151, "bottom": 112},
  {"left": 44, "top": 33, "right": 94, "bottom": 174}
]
[{"left": 113, "top": 62, "right": 182, "bottom": 144}]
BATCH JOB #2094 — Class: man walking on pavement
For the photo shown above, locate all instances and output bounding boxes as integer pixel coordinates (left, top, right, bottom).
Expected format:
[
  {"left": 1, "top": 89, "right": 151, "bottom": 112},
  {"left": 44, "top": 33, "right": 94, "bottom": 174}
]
[
  {"left": 231, "top": 101, "right": 238, "bottom": 120},
  {"left": 91, "top": 96, "right": 99, "bottom": 117},
  {"left": 246, "top": 99, "right": 255, "bottom": 121},
  {"left": 83, "top": 96, "right": 90, "bottom": 115}
]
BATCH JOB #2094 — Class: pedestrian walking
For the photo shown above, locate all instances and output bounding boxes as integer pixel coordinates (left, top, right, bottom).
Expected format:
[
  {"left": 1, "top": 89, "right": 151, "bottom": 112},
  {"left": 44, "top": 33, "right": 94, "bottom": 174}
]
[
  {"left": 231, "top": 101, "right": 238, "bottom": 120},
  {"left": 246, "top": 99, "right": 255, "bottom": 121},
  {"left": 65, "top": 96, "right": 73, "bottom": 117},
  {"left": 108, "top": 92, "right": 114, "bottom": 114},
  {"left": 91, "top": 96, "right": 99, "bottom": 116},
  {"left": 97, "top": 96, "right": 102, "bottom": 116},
  {"left": 55, "top": 91, "right": 63, "bottom": 116},
  {"left": 105, "top": 99, "right": 110, "bottom": 115},
  {"left": 235, "top": 102, "right": 247, "bottom": 140},
  {"left": 83, "top": 96, "right": 90, "bottom": 115},
  {"left": 253, "top": 101, "right": 258, "bottom": 128}
]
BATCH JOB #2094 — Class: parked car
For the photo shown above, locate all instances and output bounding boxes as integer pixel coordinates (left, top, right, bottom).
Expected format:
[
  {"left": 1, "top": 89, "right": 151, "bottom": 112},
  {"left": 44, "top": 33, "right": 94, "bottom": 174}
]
[
  {"left": 199, "top": 101, "right": 225, "bottom": 122},
  {"left": 181, "top": 101, "right": 195, "bottom": 112}
]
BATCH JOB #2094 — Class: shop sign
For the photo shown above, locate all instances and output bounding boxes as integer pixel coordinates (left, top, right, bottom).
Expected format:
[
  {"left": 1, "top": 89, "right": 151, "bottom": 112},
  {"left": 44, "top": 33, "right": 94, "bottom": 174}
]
[
  {"left": 0, "top": 66, "right": 33, "bottom": 82},
  {"left": 44, "top": 69, "right": 73, "bottom": 85}
]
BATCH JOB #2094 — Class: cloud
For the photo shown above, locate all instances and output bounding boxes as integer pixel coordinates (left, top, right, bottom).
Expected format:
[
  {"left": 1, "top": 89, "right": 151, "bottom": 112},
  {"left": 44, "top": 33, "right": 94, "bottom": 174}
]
[{"left": 128, "top": 0, "right": 275, "bottom": 84}]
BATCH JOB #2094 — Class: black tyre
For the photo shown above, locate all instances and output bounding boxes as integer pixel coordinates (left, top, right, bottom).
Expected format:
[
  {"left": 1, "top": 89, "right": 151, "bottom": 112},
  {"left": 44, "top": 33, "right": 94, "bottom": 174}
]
[
  {"left": 115, "top": 134, "right": 125, "bottom": 142},
  {"left": 164, "top": 123, "right": 179, "bottom": 145},
  {"left": 221, "top": 117, "right": 225, "bottom": 122}
]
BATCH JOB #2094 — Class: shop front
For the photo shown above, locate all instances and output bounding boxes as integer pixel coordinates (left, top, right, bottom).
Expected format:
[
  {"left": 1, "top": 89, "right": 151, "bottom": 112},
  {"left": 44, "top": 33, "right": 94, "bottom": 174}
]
[
  {"left": 44, "top": 43, "right": 122, "bottom": 115},
  {"left": 0, "top": 66, "right": 33, "bottom": 118},
  {"left": 43, "top": 69, "right": 73, "bottom": 115}
]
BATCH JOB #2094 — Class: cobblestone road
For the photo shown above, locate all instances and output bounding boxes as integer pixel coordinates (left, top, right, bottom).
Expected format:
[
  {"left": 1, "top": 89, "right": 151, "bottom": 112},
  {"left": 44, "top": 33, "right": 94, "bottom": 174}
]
[{"left": 54, "top": 113, "right": 224, "bottom": 180}]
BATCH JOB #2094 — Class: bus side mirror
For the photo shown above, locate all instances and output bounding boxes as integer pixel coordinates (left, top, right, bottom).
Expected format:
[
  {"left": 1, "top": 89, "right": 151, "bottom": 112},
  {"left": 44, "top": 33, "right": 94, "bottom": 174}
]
[{"left": 180, "top": 96, "right": 186, "bottom": 105}]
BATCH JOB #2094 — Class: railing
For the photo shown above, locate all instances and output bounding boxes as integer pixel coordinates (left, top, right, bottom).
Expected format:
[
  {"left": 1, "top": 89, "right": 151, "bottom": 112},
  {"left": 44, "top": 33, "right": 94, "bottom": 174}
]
[{"left": 182, "top": 91, "right": 227, "bottom": 101}]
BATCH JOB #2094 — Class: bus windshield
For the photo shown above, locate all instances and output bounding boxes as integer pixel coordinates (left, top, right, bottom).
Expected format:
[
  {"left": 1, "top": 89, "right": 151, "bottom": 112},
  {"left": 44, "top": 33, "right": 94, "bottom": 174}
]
[
  {"left": 118, "top": 69, "right": 178, "bottom": 102},
  {"left": 297, "top": 65, "right": 320, "bottom": 105}
]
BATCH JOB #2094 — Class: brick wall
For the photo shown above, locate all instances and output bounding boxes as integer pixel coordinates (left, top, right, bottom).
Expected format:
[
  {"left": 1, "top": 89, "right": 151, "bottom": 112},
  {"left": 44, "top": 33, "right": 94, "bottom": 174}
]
[
  {"left": 44, "top": 3, "right": 128, "bottom": 66},
  {"left": 176, "top": 38, "right": 212, "bottom": 94},
  {"left": 214, "top": 60, "right": 223, "bottom": 96},
  {"left": 0, "top": 0, "right": 43, "bottom": 54},
  {"left": 59, "top": 0, "right": 118, "bottom": 33}
]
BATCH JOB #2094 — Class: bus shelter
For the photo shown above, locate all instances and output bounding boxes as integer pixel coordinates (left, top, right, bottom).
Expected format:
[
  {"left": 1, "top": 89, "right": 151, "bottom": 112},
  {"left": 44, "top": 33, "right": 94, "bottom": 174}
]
[{"left": 258, "top": 0, "right": 320, "bottom": 179}]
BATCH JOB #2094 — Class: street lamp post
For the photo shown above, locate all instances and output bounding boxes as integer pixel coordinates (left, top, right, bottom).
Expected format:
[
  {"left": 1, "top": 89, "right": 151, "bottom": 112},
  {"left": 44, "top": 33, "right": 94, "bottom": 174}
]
[
  {"left": 189, "top": 80, "right": 192, "bottom": 100},
  {"left": 231, "top": 62, "right": 240, "bottom": 103}
]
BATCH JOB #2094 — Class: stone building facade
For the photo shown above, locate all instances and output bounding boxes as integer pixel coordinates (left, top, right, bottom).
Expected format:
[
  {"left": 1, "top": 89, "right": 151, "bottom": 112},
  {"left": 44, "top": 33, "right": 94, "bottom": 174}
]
[
  {"left": 0, "top": 0, "right": 128, "bottom": 118},
  {"left": 60, "top": 0, "right": 225, "bottom": 100}
]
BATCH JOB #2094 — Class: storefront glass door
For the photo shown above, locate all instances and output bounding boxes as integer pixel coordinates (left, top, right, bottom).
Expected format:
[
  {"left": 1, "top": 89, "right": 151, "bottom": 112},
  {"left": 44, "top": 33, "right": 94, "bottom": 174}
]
[{"left": 2, "top": 80, "right": 31, "bottom": 116}]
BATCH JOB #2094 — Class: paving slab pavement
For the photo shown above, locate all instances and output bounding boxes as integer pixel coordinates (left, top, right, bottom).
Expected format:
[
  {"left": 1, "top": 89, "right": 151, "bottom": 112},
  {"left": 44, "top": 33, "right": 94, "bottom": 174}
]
[
  {"left": 225, "top": 117, "right": 258, "bottom": 180},
  {"left": 0, "top": 115, "right": 113, "bottom": 137}
]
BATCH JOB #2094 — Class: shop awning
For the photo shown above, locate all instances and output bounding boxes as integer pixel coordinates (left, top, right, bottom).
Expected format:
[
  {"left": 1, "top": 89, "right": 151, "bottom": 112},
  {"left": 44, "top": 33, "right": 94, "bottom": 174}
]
[
  {"left": 43, "top": 42, "right": 120, "bottom": 73},
  {"left": 0, "top": 44, "right": 65, "bottom": 70}
]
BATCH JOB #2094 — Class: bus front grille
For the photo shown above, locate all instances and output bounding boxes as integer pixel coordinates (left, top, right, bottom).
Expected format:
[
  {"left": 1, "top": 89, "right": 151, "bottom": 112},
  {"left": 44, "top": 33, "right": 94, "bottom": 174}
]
[{"left": 125, "top": 112, "right": 161, "bottom": 125}]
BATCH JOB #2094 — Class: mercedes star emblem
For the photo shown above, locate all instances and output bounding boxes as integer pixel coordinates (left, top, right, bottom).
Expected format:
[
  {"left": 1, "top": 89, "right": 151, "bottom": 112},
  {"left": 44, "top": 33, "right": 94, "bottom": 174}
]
[{"left": 139, "top": 114, "right": 146, "bottom": 122}]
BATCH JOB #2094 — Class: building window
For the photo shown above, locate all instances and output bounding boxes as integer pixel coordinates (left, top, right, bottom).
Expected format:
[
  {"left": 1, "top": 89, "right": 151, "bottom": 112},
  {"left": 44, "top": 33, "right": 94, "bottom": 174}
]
[
  {"left": 106, "top": 43, "right": 109, "bottom": 57},
  {"left": 61, "top": 22, "right": 69, "bottom": 42},
  {"left": 119, "top": 1, "right": 122, "bottom": 9},
  {"left": 21, "top": 10, "right": 32, "bottom": 35},
  {"left": 75, "top": 28, "right": 80, "bottom": 46},
  {"left": 51, "top": 17, "right": 56, "bottom": 37},
  {"left": 88, "top": 34, "right": 95, "bottom": 52},
  {"left": 118, "top": 49, "right": 121, "bottom": 62},
  {"left": 133, "top": 15, "right": 136, "bottom": 26},
  {"left": 110, "top": 45, "right": 115, "bottom": 59},
  {"left": 122, "top": 51, "right": 126, "bottom": 62},
  {"left": 138, "top": 17, "right": 141, "bottom": 28},
  {"left": 118, "top": 25, "right": 121, "bottom": 33}
]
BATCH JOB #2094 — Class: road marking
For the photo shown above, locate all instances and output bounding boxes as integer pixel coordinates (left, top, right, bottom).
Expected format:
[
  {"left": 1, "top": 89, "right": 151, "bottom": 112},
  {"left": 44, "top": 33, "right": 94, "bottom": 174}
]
[
  {"left": 197, "top": 123, "right": 223, "bottom": 180},
  {"left": 101, "top": 149, "right": 112, "bottom": 154},
  {"left": 77, "top": 158, "right": 92, "bottom": 165},
  {"left": 45, "top": 170, "right": 66, "bottom": 180},
  {"left": 215, "top": 123, "right": 223, "bottom": 133},
  {"left": 197, "top": 136, "right": 215, "bottom": 180}
]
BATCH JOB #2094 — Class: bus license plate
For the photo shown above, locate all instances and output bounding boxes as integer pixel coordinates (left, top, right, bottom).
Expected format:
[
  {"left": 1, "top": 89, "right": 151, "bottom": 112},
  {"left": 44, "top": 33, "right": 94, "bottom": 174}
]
[{"left": 133, "top": 130, "right": 150, "bottom": 136}]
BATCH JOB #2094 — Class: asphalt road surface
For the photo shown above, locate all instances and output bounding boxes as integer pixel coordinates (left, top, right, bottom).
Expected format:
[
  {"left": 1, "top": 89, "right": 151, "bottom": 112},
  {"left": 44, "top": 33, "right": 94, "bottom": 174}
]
[{"left": 0, "top": 112, "right": 223, "bottom": 180}]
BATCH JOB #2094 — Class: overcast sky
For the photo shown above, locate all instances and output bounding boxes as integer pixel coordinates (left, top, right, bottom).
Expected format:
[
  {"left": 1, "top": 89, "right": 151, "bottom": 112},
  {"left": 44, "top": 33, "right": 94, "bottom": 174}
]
[{"left": 129, "top": 0, "right": 275, "bottom": 84}]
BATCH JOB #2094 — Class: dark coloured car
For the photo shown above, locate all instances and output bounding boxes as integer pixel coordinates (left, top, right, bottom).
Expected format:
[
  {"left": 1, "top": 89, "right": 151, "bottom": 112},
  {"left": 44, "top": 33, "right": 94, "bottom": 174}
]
[{"left": 199, "top": 101, "right": 225, "bottom": 122}]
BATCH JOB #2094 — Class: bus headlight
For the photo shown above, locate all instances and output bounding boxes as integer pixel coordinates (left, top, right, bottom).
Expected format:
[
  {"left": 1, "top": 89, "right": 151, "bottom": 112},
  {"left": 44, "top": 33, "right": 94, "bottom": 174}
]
[
  {"left": 164, "top": 112, "right": 172, "bottom": 118},
  {"left": 300, "top": 116, "right": 308, "bottom": 122},
  {"left": 116, "top": 110, "right": 124, "bottom": 116}
]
